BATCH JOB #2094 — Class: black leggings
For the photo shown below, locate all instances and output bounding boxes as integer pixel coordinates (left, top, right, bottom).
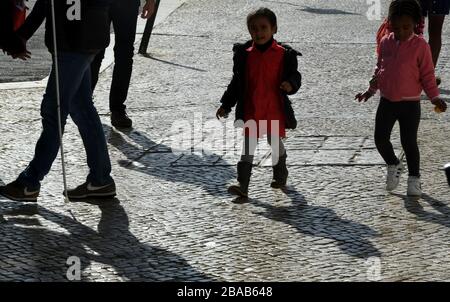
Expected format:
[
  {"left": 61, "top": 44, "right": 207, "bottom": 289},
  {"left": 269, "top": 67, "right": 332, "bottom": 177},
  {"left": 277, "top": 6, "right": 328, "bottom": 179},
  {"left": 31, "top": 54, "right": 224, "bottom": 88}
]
[{"left": 374, "top": 98, "right": 421, "bottom": 177}]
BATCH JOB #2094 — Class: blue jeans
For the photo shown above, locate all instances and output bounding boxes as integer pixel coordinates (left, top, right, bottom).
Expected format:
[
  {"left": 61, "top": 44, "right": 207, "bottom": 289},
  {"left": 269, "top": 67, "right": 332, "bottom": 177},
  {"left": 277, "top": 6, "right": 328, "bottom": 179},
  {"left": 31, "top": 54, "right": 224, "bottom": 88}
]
[{"left": 18, "top": 52, "right": 113, "bottom": 189}]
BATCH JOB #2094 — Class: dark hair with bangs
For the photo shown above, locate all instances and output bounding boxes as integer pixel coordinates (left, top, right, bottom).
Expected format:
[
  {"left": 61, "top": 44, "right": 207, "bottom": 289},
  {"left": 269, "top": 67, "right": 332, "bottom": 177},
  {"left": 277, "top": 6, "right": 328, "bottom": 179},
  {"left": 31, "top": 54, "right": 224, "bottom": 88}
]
[{"left": 247, "top": 7, "right": 277, "bottom": 29}]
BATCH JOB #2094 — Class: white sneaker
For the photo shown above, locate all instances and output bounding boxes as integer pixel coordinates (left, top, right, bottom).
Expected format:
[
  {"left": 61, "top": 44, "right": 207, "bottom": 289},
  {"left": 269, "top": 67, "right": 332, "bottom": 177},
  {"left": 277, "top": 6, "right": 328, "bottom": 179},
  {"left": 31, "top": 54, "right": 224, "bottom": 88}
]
[
  {"left": 407, "top": 176, "right": 422, "bottom": 196},
  {"left": 386, "top": 162, "right": 403, "bottom": 191}
]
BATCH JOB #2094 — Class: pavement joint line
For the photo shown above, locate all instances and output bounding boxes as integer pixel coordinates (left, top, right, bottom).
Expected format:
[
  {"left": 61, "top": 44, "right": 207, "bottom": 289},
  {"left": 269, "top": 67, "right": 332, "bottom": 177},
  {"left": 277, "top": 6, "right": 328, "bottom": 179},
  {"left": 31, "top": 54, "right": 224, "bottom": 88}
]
[{"left": 151, "top": 32, "right": 210, "bottom": 38}]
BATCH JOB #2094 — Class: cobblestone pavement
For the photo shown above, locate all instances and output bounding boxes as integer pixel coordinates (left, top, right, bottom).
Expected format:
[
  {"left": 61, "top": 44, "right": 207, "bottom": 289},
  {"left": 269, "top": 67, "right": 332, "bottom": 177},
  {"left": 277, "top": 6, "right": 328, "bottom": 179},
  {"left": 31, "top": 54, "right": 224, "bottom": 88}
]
[{"left": 1, "top": 0, "right": 450, "bottom": 281}]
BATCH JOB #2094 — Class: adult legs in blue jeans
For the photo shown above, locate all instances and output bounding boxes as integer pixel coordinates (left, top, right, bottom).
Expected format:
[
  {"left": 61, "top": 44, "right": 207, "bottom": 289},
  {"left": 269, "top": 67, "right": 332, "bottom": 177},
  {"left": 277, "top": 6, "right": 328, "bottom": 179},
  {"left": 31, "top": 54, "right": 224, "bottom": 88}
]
[
  {"left": 17, "top": 52, "right": 113, "bottom": 190},
  {"left": 69, "top": 63, "right": 113, "bottom": 187}
]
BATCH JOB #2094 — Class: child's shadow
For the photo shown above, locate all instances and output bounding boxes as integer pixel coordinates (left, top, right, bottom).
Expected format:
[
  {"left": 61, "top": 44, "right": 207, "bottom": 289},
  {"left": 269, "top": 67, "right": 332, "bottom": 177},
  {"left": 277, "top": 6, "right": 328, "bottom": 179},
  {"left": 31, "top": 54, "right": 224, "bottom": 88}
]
[
  {"left": 0, "top": 198, "right": 214, "bottom": 281},
  {"left": 248, "top": 186, "right": 381, "bottom": 259},
  {"left": 392, "top": 193, "right": 450, "bottom": 229},
  {"left": 104, "top": 125, "right": 235, "bottom": 197}
]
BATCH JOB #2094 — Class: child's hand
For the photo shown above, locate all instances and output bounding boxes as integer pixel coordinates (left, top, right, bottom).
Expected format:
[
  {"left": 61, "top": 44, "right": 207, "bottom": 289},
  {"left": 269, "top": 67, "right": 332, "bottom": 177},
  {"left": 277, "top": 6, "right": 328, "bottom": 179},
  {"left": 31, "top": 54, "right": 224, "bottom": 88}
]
[
  {"left": 216, "top": 107, "right": 228, "bottom": 120},
  {"left": 280, "top": 81, "right": 293, "bottom": 93},
  {"left": 11, "top": 49, "right": 31, "bottom": 60},
  {"left": 431, "top": 98, "right": 447, "bottom": 113},
  {"left": 355, "top": 91, "right": 373, "bottom": 102}
]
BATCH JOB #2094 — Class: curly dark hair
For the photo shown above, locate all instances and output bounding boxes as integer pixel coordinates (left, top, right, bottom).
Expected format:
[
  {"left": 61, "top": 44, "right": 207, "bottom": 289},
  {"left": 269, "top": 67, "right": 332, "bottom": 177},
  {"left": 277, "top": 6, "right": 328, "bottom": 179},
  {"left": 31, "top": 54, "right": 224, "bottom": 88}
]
[
  {"left": 247, "top": 7, "right": 277, "bottom": 29},
  {"left": 388, "top": 0, "right": 422, "bottom": 24}
]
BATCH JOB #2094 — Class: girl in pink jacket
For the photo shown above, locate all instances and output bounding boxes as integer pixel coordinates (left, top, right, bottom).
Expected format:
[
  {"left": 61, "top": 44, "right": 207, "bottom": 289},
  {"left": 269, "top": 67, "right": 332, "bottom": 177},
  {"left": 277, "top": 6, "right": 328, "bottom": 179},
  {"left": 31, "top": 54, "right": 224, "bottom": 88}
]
[{"left": 356, "top": 0, "right": 447, "bottom": 197}]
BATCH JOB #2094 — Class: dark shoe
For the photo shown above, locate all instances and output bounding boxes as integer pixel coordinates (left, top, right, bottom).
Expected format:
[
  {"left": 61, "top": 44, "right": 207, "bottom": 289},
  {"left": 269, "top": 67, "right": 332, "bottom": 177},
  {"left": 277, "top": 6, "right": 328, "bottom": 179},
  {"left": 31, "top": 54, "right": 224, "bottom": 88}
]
[
  {"left": 228, "top": 185, "right": 248, "bottom": 198},
  {"left": 0, "top": 180, "right": 39, "bottom": 202},
  {"left": 271, "top": 153, "right": 288, "bottom": 189},
  {"left": 64, "top": 181, "right": 116, "bottom": 199},
  {"left": 228, "top": 161, "right": 252, "bottom": 197},
  {"left": 436, "top": 76, "right": 441, "bottom": 86},
  {"left": 111, "top": 111, "right": 132, "bottom": 129}
]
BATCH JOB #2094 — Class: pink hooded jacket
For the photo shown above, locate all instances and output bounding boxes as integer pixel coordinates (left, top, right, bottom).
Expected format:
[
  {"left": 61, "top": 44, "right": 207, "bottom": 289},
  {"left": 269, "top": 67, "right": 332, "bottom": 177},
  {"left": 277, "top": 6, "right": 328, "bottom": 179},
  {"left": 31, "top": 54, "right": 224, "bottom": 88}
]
[{"left": 369, "top": 32, "right": 440, "bottom": 102}]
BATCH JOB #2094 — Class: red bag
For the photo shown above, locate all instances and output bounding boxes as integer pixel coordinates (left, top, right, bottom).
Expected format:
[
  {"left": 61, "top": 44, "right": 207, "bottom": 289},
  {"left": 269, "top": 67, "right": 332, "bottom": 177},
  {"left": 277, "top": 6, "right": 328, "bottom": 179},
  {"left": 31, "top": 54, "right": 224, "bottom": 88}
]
[
  {"left": 12, "top": 0, "right": 27, "bottom": 31},
  {"left": 376, "top": 18, "right": 390, "bottom": 57}
]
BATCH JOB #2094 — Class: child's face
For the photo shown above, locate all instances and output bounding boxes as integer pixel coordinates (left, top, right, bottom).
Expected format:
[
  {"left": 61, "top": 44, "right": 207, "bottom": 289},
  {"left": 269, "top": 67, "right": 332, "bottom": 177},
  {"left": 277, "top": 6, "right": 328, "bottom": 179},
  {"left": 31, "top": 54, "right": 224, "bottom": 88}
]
[
  {"left": 248, "top": 16, "right": 277, "bottom": 45},
  {"left": 390, "top": 15, "right": 415, "bottom": 42}
]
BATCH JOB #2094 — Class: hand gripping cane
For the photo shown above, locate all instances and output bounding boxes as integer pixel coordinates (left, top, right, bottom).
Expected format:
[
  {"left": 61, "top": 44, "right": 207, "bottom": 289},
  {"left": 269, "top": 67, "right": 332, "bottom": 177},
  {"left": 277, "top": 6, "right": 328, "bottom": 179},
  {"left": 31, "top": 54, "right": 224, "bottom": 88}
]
[{"left": 50, "top": 0, "right": 70, "bottom": 204}]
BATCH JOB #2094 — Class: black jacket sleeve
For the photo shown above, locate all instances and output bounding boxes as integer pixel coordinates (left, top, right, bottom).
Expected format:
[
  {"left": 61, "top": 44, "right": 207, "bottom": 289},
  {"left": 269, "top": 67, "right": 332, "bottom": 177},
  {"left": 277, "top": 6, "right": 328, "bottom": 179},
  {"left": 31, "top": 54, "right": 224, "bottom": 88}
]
[
  {"left": 0, "top": 0, "right": 13, "bottom": 46},
  {"left": 0, "top": 0, "right": 24, "bottom": 53},
  {"left": 219, "top": 44, "right": 243, "bottom": 113},
  {"left": 16, "top": 0, "right": 46, "bottom": 41},
  {"left": 284, "top": 49, "right": 302, "bottom": 95}
]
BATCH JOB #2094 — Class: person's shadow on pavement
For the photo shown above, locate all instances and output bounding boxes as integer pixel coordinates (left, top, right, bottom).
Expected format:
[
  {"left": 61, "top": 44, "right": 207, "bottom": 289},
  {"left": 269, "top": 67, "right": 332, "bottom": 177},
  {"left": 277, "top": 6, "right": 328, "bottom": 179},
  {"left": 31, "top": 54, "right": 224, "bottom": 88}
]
[
  {"left": 392, "top": 193, "right": 450, "bottom": 229},
  {"left": 247, "top": 186, "right": 381, "bottom": 259},
  {"left": 0, "top": 197, "right": 214, "bottom": 281},
  {"left": 104, "top": 124, "right": 236, "bottom": 197}
]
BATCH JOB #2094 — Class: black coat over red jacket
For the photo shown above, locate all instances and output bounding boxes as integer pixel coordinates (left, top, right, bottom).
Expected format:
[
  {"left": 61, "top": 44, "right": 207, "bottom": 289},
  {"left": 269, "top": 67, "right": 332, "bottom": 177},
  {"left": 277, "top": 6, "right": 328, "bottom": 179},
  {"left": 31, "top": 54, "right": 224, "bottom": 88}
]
[{"left": 220, "top": 40, "right": 302, "bottom": 129}]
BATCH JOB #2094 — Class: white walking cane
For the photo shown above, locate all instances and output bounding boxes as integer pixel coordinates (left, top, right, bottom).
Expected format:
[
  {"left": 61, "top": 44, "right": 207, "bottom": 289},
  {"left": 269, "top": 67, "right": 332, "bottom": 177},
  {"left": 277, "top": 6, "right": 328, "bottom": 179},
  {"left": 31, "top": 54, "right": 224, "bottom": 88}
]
[{"left": 50, "top": 0, "right": 70, "bottom": 204}]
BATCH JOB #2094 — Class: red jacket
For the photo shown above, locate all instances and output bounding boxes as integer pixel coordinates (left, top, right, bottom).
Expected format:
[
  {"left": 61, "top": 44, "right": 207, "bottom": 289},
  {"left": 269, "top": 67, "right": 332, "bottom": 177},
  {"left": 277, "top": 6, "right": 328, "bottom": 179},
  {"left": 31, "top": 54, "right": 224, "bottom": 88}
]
[{"left": 244, "top": 40, "right": 286, "bottom": 137}]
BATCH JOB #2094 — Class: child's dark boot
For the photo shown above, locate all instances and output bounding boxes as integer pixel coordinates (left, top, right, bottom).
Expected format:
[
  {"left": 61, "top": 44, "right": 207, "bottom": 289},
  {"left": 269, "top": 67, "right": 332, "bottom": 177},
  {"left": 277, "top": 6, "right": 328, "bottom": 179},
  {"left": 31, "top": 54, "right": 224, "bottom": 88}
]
[
  {"left": 228, "top": 161, "right": 252, "bottom": 198},
  {"left": 271, "top": 153, "right": 288, "bottom": 189}
]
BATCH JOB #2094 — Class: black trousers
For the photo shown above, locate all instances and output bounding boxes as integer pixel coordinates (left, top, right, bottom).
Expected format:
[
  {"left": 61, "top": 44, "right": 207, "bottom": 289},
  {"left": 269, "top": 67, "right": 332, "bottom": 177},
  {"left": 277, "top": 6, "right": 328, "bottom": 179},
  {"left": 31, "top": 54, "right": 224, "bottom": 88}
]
[
  {"left": 91, "top": 0, "right": 141, "bottom": 113},
  {"left": 374, "top": 98, "right": 421, "bottom": 177}
]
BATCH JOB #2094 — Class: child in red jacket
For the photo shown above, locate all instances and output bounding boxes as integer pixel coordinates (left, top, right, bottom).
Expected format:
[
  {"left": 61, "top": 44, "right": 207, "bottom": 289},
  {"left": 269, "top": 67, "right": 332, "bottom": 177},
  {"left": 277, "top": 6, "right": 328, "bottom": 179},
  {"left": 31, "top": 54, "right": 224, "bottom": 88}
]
[{"left": 216, "top": 8, "right": 302, "bottom": 198}]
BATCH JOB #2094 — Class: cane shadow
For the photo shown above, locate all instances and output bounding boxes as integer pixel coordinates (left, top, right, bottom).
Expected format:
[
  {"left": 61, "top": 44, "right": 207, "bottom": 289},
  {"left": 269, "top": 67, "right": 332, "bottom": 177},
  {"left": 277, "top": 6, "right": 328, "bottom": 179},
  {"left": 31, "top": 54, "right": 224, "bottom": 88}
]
[
  {"left": 250, "top": 186, "right": 381, "bottom": 259},
  {"left": 260, "top": 0, "right": 303, "bottom": 7},
  {"left": 0, "top": 198, "right": 213, "bottom": 281},
  {"left": 141, "top": 53, "right": 207, "bottom": 72},
  {"left": 392, "top": 193, "right": 450, "bottom": 229},
  {"left": 104, "top": 124, "right": 235, "bottom": 197},
  {"left": 299, "top": 7, "right": 361, "bottom": 16}
]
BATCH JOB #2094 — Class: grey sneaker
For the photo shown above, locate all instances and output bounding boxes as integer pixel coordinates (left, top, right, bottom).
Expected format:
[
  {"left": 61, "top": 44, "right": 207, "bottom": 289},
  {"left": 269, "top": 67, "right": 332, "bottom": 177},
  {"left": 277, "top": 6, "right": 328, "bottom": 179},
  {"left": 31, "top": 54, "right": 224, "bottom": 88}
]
[
  {"left": 386, "top": 162, "right": 404, "bottom": 191},
  {"left": 407, "top": 176, "right": 422, "bottom": 197},
  {"left": 64, "top": 181, "right": 116, "bottom": 199},
  {"left": 0, "top": 180, "right": 39, "bottom": 202}
]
